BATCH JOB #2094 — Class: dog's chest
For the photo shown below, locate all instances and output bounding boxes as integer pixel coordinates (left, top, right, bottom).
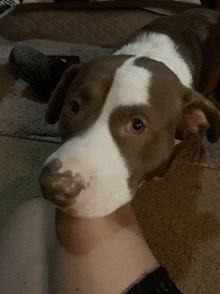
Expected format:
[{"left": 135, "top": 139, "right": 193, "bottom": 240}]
[{"left": 113, "top": 32, "right": 193, "bottom": 88}]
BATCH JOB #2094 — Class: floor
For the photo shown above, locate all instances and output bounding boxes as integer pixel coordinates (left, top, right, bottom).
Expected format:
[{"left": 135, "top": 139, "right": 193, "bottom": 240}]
[{"left": 0, "top": 135, "right": 59, "bottom": 231}]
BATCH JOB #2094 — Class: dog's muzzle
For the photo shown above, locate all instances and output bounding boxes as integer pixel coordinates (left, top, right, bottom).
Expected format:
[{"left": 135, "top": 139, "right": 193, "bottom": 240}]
[{"left": 39, "top": 158, "right": 86, "bottom": 207}]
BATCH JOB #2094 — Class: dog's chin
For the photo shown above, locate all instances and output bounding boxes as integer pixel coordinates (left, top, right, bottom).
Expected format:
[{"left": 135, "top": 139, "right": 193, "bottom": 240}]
[
  {"left": 52, "top": 200, "right": 126, "bottom": 219},
  {"left": 42, "top": 186, "right": 133, "bottom": 219}
]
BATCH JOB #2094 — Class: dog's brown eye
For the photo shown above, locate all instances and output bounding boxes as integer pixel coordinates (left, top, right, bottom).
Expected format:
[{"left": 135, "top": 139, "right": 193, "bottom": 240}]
[
  {"left": 131, "top": 119, "right": 144, "bottom": 133},
  {"left": 70, "top": 101, "right": 80, "bottom": 114}
]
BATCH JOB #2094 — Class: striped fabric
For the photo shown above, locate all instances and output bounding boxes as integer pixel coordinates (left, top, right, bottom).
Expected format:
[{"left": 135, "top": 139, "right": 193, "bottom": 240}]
[
  {"left": 1, "top": 0, "right": 16, "bottom": 7},
  {"left": 0, "top": 0, "right": 16, "bottom": 19}
]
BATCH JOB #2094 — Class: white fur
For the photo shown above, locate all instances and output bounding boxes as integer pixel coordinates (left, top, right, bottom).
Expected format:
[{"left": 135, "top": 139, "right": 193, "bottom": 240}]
[
  {"left": 114, "top": 32, "right": 193, "bottom": 88},
  {"left": 106, "top": 57, "right": 152, "bottom": 107},
  {"left": 45, "top": 121, "right": 131, "bottom": 218}
]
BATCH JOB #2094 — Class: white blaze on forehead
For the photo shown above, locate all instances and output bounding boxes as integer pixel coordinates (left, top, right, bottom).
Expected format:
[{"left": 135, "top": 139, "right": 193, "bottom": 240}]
[
  {"left": 110, "top": 57, "right": 152, "bottom": 105},
  {"left": 114, "top": 32, "right": 193, "bottom": 88},
  {"left": 97, "top": 56, "right": 152, "bottom": 123}
]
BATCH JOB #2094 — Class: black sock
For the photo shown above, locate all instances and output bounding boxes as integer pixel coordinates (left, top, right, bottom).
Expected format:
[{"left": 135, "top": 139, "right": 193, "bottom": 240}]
[{"left": 125, "top": 267, "right": 182, "bottom": 294}]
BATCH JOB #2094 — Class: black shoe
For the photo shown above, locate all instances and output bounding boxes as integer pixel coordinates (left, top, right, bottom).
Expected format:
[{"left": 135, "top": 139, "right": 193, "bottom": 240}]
[
  {"left": 9, "top": 46, "right": 80, "bottom": 94},
  {"left": 200, "top": 0, "right": 216, "bottom": 9},
  {"left": 215, "top": 79, "right": 220, "bottom": 103}
]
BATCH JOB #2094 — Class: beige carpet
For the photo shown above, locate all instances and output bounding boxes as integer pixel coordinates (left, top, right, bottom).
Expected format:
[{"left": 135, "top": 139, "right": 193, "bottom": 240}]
[{"left": 1, "top": 3, "right": 220, "bottom": 293}]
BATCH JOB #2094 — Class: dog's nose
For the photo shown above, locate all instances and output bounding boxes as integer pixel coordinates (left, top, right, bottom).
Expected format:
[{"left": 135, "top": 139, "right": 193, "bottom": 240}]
[{"left": 39, "top": 159, "right": 86, "bottom": 207}]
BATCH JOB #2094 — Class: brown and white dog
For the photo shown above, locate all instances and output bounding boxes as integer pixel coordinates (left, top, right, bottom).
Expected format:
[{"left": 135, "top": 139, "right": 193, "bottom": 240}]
[{"left": 39, "top": 8, "right": 220, "bottom": 219}]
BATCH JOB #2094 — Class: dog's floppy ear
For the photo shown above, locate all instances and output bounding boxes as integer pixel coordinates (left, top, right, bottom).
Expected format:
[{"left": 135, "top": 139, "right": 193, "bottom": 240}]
[
  {"left": 176, "top": 89, "right": 220, "bottom": 143},
  {"left": 45, "top": 63, "right": 84, "bottom": 124}
]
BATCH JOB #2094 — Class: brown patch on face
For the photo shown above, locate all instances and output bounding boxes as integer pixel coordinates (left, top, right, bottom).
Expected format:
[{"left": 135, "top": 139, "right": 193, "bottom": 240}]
[
  {"left": 109, "top": 104, "right": 177, "bottom": 194},
  {"left": 134, "top": 57, "right": 179, "bottom": 81},
  {"left": 58, "top": 55, "right": 134, "bottom": 141},
  {"left": 148, "top": 75, "right": 184, "bottom": 122},
  {"left": 134, "top": 57, "right": 185, "bottom": 131},
  {"left": 109, "top": 59, "right": 187, "bottom": 192}
]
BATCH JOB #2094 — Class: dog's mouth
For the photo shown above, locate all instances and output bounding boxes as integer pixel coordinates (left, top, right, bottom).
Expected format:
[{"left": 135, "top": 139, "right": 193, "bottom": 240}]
[{"left": 39, "top": 159, "right": 88, "bottom": 207}]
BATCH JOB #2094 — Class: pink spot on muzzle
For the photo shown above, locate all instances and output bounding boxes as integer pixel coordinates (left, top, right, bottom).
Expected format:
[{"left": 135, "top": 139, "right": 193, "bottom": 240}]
[{"left": 39, "top": 159, "right": 87, "bottom": 207}]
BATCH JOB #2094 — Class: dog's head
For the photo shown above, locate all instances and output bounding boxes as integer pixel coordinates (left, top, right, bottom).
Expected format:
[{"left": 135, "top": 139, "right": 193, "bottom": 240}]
[{"left": 39, "top": 55, "right": 220, "bottom": 218}]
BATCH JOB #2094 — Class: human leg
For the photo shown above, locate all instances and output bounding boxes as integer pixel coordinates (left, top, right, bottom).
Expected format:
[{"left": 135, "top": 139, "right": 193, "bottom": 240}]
[
  {"left": 0, "top": 197, "right": 183, "bottom": 294},
  {"left": 51, "top": 204, "right": 182, "bottom": 294},
  {"left": 0, "top": 198, "right": 55, "bottom": 294}
]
